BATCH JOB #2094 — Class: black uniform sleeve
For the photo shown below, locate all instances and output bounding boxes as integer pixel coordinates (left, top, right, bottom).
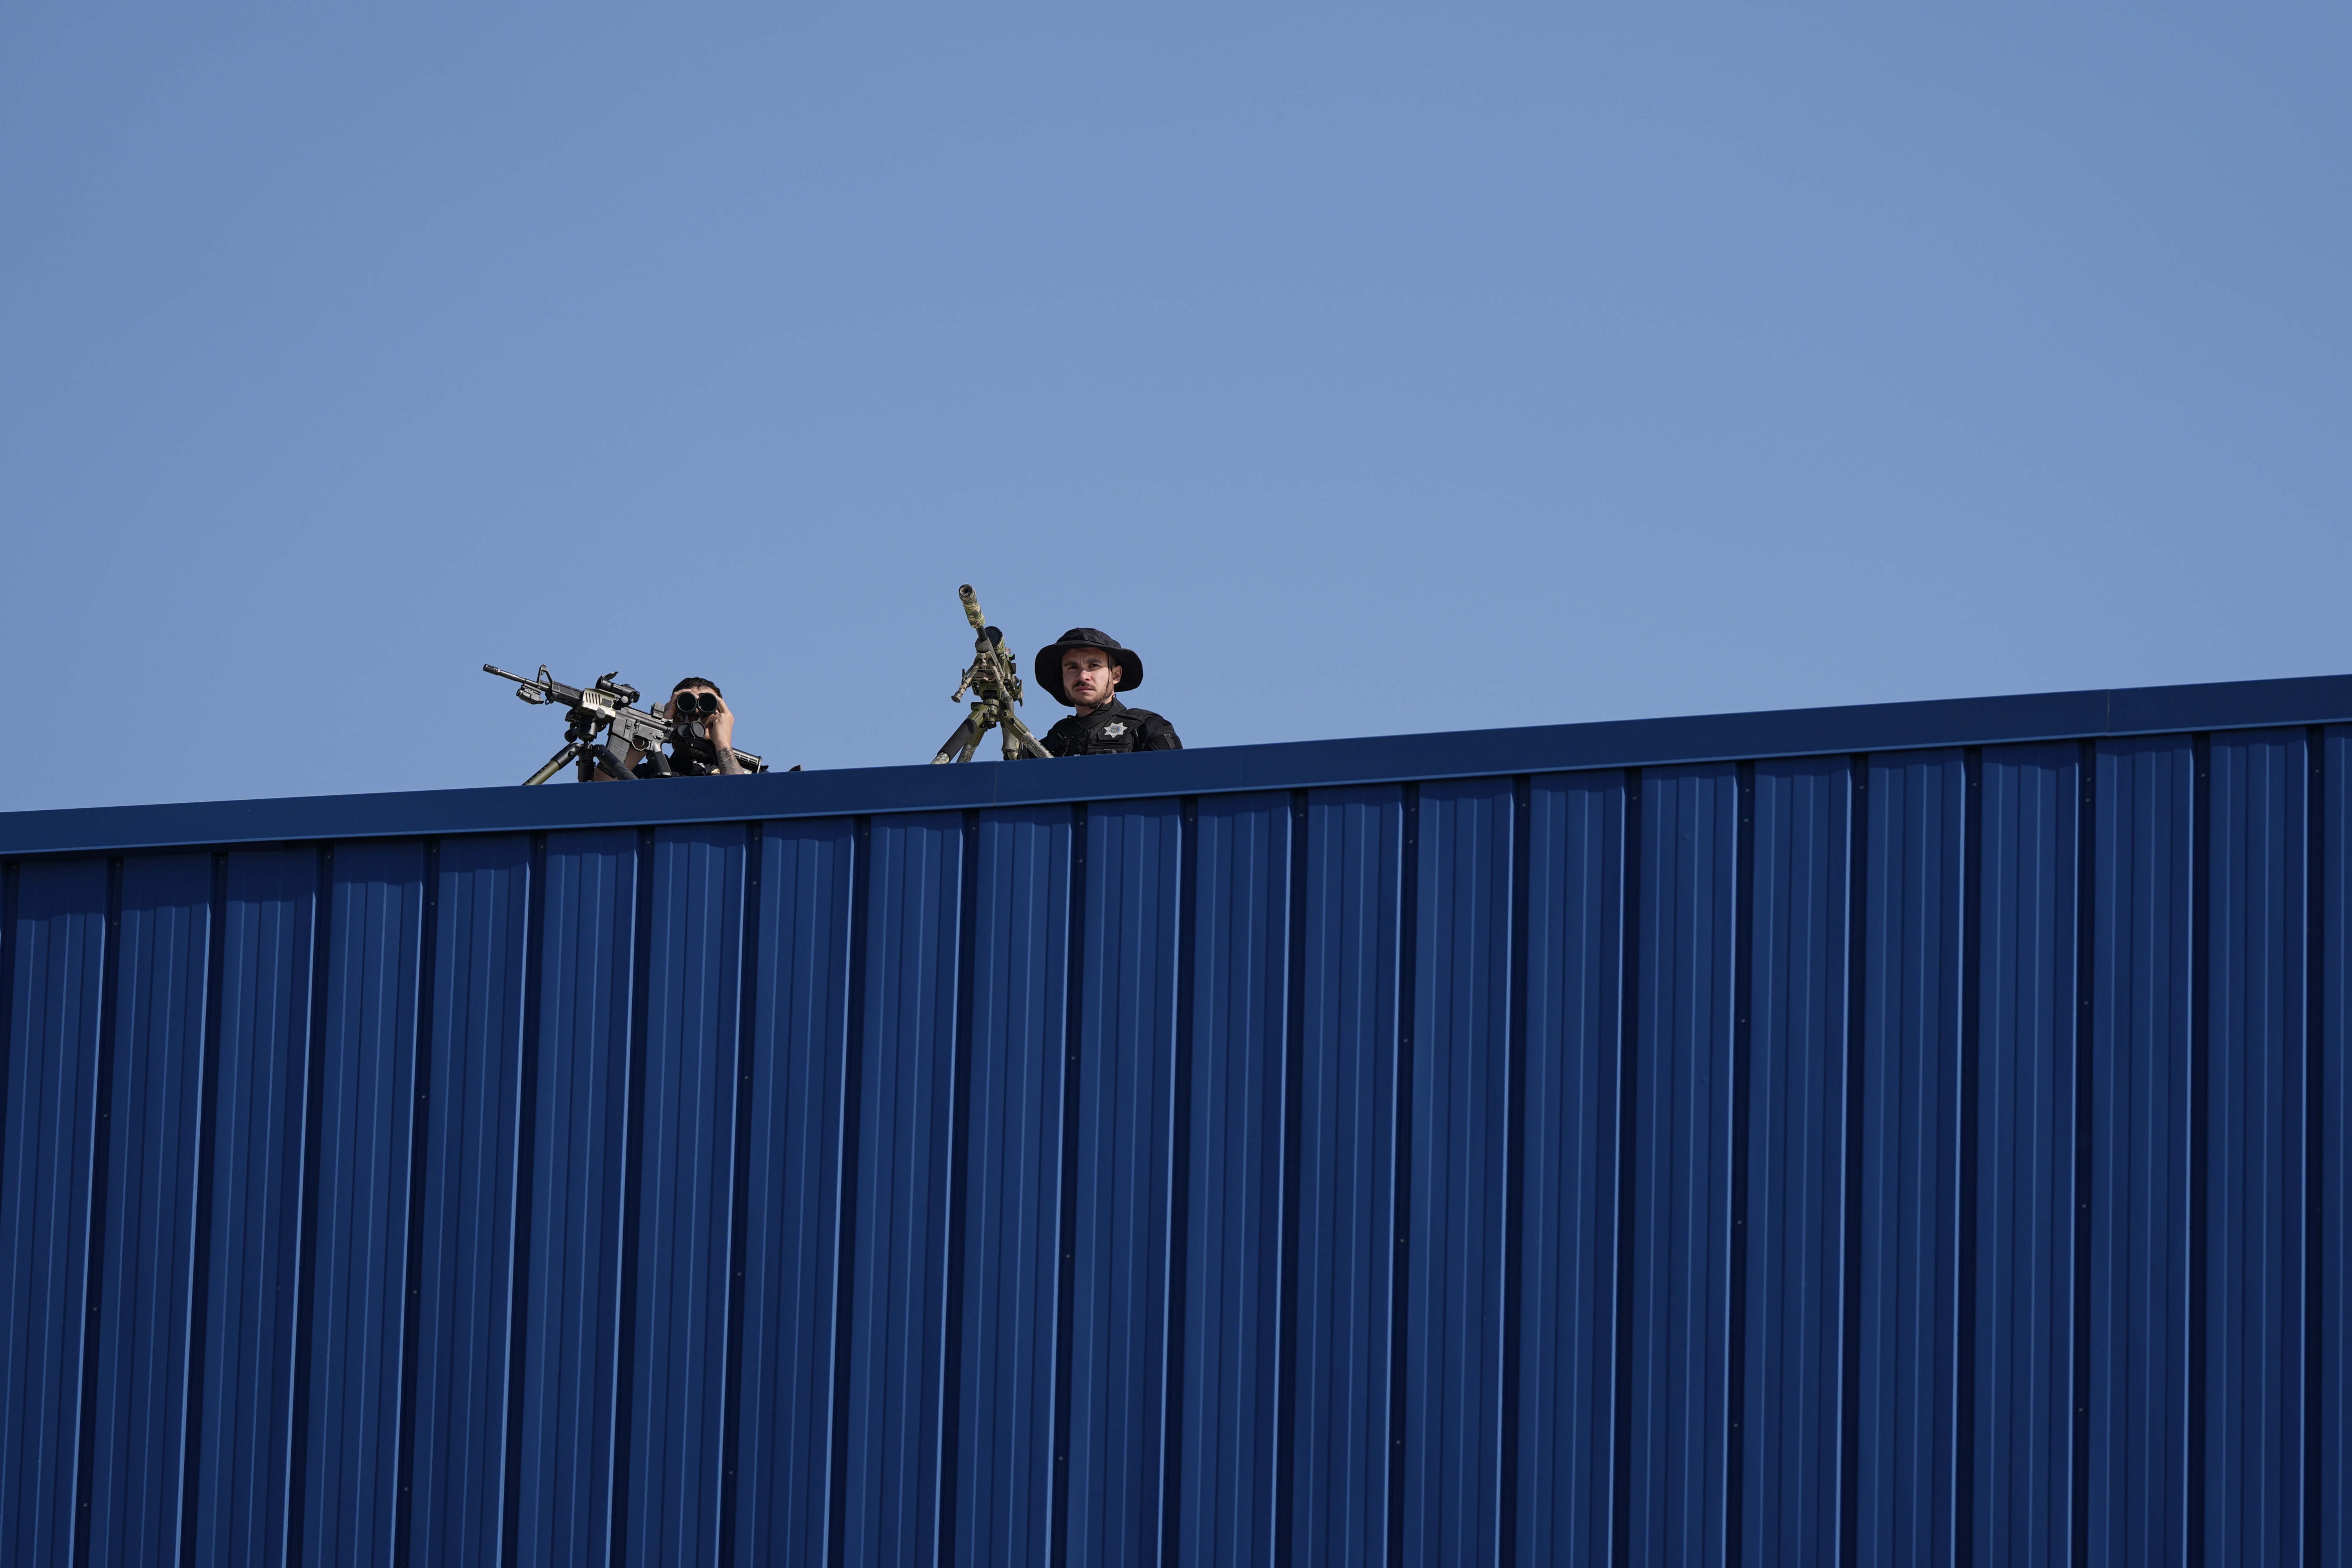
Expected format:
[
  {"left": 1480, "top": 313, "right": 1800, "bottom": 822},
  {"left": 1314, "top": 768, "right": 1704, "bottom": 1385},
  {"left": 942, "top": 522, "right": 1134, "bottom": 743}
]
[{"left": 1141, "top": 712, "right": 1182, "bottom": 750}]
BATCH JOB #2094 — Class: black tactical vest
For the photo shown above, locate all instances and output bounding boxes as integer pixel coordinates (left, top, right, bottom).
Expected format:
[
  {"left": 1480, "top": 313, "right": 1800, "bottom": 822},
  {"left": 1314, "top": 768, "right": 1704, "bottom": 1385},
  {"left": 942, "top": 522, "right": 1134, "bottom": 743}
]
[{"left": 1042, "top": 702, "right": 1180, "bottom": 757}]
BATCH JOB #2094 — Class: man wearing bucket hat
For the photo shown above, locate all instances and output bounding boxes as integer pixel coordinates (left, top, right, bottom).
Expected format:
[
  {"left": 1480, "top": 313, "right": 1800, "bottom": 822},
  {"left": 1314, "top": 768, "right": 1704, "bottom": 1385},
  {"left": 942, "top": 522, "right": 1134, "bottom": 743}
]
[{"left": 1033, "top": 628, "right": 1183, "bottom": 757}]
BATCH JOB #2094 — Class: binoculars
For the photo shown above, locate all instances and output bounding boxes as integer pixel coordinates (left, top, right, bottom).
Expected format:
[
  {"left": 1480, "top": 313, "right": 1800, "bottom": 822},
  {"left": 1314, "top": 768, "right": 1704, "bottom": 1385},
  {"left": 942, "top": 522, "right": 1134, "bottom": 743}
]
[{"left": 674, "top": 690, "right": 720, "bottom": 718}]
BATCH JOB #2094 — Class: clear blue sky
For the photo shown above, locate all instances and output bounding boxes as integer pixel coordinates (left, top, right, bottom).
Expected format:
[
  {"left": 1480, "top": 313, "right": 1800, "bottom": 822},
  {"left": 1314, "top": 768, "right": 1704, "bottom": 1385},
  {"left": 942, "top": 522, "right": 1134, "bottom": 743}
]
[{"left": 4, "top": 7, "right": 2345, "bottom": 812}]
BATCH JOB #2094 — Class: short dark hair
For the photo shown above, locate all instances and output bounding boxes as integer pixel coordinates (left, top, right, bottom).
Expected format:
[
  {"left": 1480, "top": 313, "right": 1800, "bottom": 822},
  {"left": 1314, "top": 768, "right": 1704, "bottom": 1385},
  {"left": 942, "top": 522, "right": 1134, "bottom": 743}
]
[{"left": 672, "top": 676, "right": 723, "bottom": 696}]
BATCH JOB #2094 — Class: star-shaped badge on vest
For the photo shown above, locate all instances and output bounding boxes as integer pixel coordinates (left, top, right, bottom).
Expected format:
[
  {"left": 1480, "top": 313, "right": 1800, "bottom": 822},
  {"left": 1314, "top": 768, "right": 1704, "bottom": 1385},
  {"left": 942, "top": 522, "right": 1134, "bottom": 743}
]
[{"left": 1100, "top": 722, "right": 1127, "bottom": 738}]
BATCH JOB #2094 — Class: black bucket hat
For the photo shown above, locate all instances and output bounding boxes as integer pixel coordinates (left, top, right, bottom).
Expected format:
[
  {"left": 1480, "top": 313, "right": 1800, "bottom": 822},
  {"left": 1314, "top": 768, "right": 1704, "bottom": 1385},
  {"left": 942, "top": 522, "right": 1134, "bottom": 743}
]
[{"left": 1034, "top": 628, "right": 1144, "bottom": 706}]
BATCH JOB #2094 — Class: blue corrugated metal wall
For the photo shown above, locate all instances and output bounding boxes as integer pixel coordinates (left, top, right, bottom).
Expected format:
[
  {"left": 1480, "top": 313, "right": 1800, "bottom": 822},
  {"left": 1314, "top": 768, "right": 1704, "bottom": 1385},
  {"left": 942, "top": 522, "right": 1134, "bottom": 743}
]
[{"left": 0, "top": 704, "right": 2345, "bottom": 1566}]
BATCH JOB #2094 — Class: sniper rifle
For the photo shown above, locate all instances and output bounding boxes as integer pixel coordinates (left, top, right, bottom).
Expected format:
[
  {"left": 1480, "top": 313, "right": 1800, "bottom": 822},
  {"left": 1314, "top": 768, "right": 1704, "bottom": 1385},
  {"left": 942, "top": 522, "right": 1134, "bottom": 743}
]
[{"left": 930, "top": 585, "right": 1052, "bottom": 763}]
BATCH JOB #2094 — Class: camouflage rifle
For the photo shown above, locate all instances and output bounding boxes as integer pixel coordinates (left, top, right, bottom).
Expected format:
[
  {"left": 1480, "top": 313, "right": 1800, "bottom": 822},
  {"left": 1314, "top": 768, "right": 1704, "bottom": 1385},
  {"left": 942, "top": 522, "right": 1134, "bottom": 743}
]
[
  {"left": 930, "top": 585, "right": 1052, "bottom": 763},
  {"left": 485, "top": 664, "right": 767, "bottom": 783}
]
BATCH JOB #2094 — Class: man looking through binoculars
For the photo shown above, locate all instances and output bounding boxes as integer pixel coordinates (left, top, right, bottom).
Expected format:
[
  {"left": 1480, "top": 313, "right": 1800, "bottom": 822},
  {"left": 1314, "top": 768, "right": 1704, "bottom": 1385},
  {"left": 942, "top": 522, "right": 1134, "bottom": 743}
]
[{"left": 592, "top": 675, "right": 745, "bottom": 779}]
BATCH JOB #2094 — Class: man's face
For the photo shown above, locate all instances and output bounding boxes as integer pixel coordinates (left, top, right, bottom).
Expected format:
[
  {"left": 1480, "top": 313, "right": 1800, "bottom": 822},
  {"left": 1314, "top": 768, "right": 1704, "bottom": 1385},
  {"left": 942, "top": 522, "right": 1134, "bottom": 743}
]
[{"left": 1061, "top": 648, "right": 1120, "bottom": 709}]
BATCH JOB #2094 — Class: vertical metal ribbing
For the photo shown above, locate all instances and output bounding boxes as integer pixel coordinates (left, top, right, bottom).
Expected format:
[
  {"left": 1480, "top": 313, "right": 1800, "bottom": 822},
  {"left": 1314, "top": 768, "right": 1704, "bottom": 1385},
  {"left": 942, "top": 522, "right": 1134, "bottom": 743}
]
[
  {"left": 935, "top": 812, "right": 983, "bottom": 1564},
  {"left": 607, "top": 826, "right": 659, "bottom": 1562},
  {"left": 1160, "top": 798, "right": 1201, "bottom": 1568},
  {"left": 1050, "top": 802, "right": 1090, "bottom": 1568},
  {"left": 1837, "top": 757, "right": 1871, "bottom": 1568},
  {"left": 1954, "top": 749, "right": 1984, "bottom": 1568},
  {"left": 69, "top": 858, "right": 124, "bottom": 1568},
  {"left": 2071, "top": 742, "right": 2098, "bottom": 1567},
  {"left": 178, "top": 852, "right": 230, "bottom": 1568},
  {"left": 285, "top": 842, "right": 336, "bottom": 1566},
  {"left": 1272, "top": 791, "right": 1310, "bottom": 1568},
  {"left": 1385, "top": 782, "right": 1422, "bottom": 1568},
  {"left": 717, "top": 821, "right": 766, "bottom": 1568},
  {"left": 826, "top": 818, "right": 875, "bottom": 1568},
  {"left": 2308, "top": 727, "right": 2330, "bottom": 1568},
  {"left": 500, "top": 831, "right": 550, "bottom": 1568},
  {"left": 1497, "top": 776, "right": 1534, "bottom": 1568},
  {"left": 2187, "top": 736, "right": 2211, "bottom": 1568},
  {"left": 0, "top": 861, "right": 18, "bottom": 1545},
  {"left": 1610, "top": 768, "right": 1644, "bottom": 1568},
  {"left": 0, "top": 862, "right": 16, "bottom": 1154},
  {"left": 390, "top": 841, "right": 443, "bottom": 1568},
  {"left": 1724, "top": 766, "right": 1758, "bottom": 1564}
]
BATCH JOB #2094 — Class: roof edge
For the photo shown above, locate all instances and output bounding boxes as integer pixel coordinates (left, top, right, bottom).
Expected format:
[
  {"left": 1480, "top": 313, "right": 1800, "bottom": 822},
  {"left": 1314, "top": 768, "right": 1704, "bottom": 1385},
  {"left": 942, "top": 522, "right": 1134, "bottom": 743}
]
[{"left": 5, "top": 670, "right": 2347, "bottom": 858}]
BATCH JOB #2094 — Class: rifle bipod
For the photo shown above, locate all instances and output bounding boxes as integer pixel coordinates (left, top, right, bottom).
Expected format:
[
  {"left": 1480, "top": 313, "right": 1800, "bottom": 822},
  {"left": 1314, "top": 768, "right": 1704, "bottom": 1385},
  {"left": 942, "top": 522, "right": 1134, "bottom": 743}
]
[
  {"left": 523, "top": 719, "right": 645, "bottom": 784},
  {"left": 931, "top": 702, "right": 1051, "bottom": 764}
]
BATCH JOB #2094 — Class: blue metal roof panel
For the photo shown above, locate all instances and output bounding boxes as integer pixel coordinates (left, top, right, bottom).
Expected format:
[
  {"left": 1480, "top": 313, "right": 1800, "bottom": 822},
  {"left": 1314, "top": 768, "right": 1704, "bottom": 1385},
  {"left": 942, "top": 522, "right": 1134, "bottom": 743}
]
[
  {"left": 2202, "top": 730, "right": 2309, "bottom": 1564},
  {"left": 1172, "top": 792, "right": 1291, "bottom": 1568},
  {"left": 1288, "top": 786, "right": 1404, "bottom": 1566},
  {"left": 0, "top": 860, "right": 109, "bottom": 1568},
  {"left": 1400, "top": 776, "right": 1514, "bottom": 1568},
  {"left": 86, "top": 855, "right": 211, "bottom": 1568},
  {"left": 1855, "top": 750, "right": 1966, "bottom": 1567},
  {"left": 952, "top": 806, "right": 1072, "bottom": 1568},
  {"left": 1741, "top": 758, "right": 1851, "bottom": 1568},
  {"left": 187, "top": 848, "right": 316, "bottom": 1568},
  {"left": 300, "top": 839, "right": 427, "bottom": 1568},
  {"left": 1515, "top": 771, "right": 1624, "bottom": 1566},
  {"left": 623, "top": 826, "right": 748, "bottom": 1568},
  {"left": 1973, "top": 743, "right": 2083, "bottom": 1565},
  {"left": 7, "top": 681, "right": 2351, "bottom": 1566},
  {"left": 1065, "top": 799, "right": 1184, "bottom": 1568},
  {"left": 1624, "top": 764, "right": 1740, "bottom": 1566},
  {"left": 840, "top": 811, "right": 964, "bottom": 1566},
  {"left": 2322, "top": 726, "right": 2350, "bottom": 1568},
  {"left": 511, "top": 829, "right": 637, "bottom": 1568},
  {"left": 733, "top": 817, "right": 857, "bottom": 1568},
  {"left": 404, "top": 835, "right": 531, "bottom": 1568},
  {"left": 2086, "top": 736, "right": 2194, "bottom": 1564}
]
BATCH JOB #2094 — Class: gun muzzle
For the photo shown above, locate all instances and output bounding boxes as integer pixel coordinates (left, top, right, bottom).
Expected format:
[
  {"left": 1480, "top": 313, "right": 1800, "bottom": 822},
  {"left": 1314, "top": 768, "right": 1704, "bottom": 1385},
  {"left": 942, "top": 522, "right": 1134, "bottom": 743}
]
[
  {"left": 485, "top": 663, "right": 552, "bottom": 704},
  {"left": 960, "top": 584, "right": 987, "bottom": 632}
]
